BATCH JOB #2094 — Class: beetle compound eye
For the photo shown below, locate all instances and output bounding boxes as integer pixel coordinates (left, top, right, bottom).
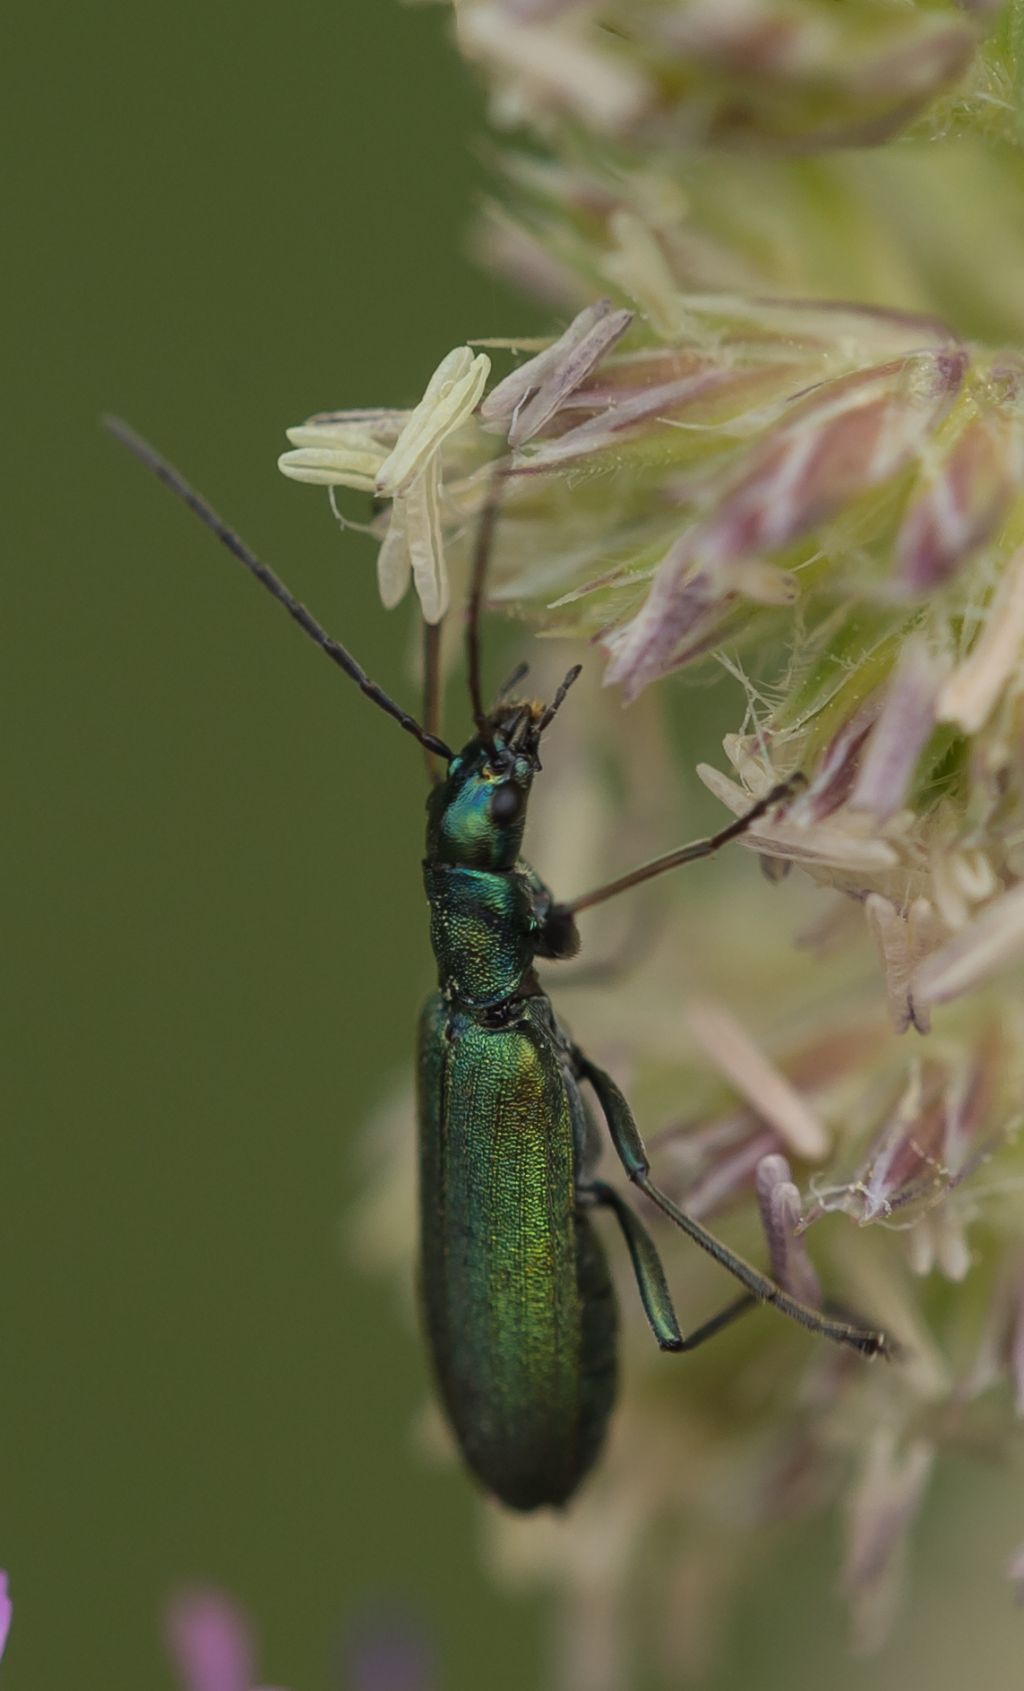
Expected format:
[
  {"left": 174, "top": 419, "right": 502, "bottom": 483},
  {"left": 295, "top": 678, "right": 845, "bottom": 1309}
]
[{"left": 490, "top": 783, "right": 523, "bottom": 825}]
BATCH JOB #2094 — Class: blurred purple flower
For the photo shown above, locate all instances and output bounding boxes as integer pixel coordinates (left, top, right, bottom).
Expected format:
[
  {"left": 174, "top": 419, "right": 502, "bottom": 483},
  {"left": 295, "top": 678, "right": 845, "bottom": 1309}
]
[
  {"left": 345, "top": 1610, "right": 435, "bottom": 1691},
  {"left": 165, "top": 1588, "right": 286, "bottom": 1691},
  {"left": 0, "top": 1572, "right": 11, "bottom": 1661}
]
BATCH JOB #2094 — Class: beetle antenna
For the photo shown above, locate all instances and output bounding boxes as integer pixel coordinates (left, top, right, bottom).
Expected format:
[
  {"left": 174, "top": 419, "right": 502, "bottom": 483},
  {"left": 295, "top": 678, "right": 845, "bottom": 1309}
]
[
  {"left": 537, "top": 664, "right": 583, "bottom": 735},
  {"left": 494, "top": 660, "right": 529, "bottom": 705},
  {"left": 103, "top": 416, "right": 454, "bottom": 761},
  {"left": 465, "top": 463, "right": 507, "bottom": 743}
]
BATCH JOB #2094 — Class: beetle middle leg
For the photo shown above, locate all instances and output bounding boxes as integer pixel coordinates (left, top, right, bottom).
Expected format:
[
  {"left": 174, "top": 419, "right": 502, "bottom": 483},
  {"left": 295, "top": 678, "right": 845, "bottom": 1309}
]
[
  {"left": 581, "top": 1180, "right": 756, "bottom": 1354},
  {"left": 574, "top": 1046, "right": 893, "bottom": 1360}
]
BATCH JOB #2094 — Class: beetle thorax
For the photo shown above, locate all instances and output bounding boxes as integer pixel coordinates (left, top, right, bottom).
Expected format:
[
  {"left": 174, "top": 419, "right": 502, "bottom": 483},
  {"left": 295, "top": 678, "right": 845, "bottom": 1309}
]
[{"left": 422, "top": 719, "right": 541, "bottom": 1007}]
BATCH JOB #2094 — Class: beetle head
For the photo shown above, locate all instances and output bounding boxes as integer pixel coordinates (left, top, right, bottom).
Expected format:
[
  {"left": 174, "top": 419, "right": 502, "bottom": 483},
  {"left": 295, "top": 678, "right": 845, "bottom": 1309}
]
[{"left": 426, "top": 700, "right": 542, "bottom": 870}]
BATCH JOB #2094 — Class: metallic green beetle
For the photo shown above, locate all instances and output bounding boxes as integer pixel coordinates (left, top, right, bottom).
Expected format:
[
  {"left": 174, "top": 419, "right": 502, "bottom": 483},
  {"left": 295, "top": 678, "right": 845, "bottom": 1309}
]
[{"left": 109, "top": 421, "right": 893, "bottom": 1514}]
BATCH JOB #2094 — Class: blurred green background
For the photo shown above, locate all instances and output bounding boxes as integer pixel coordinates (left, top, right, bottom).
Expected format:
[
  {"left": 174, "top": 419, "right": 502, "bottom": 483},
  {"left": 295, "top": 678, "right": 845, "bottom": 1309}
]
[{"left": 7, "top": 3, "right": 1024, "bottom": 1688}]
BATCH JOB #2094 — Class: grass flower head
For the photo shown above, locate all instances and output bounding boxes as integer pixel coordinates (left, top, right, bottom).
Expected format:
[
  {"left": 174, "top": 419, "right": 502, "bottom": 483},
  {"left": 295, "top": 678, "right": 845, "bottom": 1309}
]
[{"left": 306, "top": 0, "right": 1024, "bottom": 1677}]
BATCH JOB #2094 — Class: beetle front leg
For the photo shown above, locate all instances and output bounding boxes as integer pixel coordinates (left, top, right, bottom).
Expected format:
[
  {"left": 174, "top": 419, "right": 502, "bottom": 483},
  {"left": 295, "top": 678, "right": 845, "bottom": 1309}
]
[
  {"left": 557, "top": 775, "right": 806, "bottom": 919},
  {"left": 520, "top": 862, "right": 581, "bottom": 959},
  {"left": 581, "top": 1180, "right": 756, "bottom": 1354},
  {"left": 574, "top": 1047, "right": 893, "bottom": 1361}
]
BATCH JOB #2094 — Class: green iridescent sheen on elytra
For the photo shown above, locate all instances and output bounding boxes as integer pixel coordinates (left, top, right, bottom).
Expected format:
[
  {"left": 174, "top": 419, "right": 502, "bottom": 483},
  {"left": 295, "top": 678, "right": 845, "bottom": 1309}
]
[{"left": 418, "top": 992, "right": 616, "bottom": 1511}]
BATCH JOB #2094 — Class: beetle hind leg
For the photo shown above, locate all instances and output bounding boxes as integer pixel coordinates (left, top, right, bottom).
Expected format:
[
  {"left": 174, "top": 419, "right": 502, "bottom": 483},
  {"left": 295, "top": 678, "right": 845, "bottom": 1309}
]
[
  {"left": 581, "top": 1180, "right": 756, "bottom": 1353},
  {"left": 575, "top": 1045, "right": 893, "bottom": 1361}
]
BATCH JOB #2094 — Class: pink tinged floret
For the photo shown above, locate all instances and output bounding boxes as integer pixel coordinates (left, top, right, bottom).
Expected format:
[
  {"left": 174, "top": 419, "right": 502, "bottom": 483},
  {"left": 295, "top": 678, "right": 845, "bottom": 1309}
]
[
  {"left": 494, "top": 0, "right": 587, "bottom": 19},
  {"left": 1009, "top": 1544, "right": 1024, "bottom": 1604},
  {"left": 654, "top": 1027, "right": 883, "bottom": 1217},
  {"left": 653, "top": 4, "right": 974, "bottom": 127},
  {"left": 520, "top": 365, "right": 733, "bottom": 468},
  {"left": 605, "top": 350, "right": 966, "bottom": 696},
  {"left": 689, "top": 350, "right": 968, "bottom": 562},
  {"left": 1014, "top": 1288, "right": 1024, "bottom": 1419},
  {"left": 883, "top": 1102, "right": 949, "bottom": 1221},
  {"left": 841, "top": 1433, "right": 934, "bottom": 1654},
  {"left": 165, "top": 1589, "right": 255, "bottom": 1691},
  {"left": 697, "top": 763, "right": 900, "bottom": 876},
  {"left": 755, "top": 1154, "right": 822, "bottom": 1307},
  {"left": 571, "top": 348, "right": 816, "bottom": 420},
  {"left": 998, "top": 1265, "right": 1024, "bottom": 1417},
  {"left": 970, "top": 1258, "right": 1024, "bottom": 1417},
  {"left": 896, "top": 410, "right": 1021, "bottom": 592},
  {"left": 809, "top": 1051, "right": 995, "bottom": 1256},
  {"left": 480, "top": 298, "right": 634, "bottom": 447},
  {"left": 865, "top": 894, "right": 942, "bottom": 1035},
  {"left": 736, "top": 639, "right": 936, "bottom": 848},
  {"left": 517, "top": 344, "right": 807, "bottom": 470},
  {"left": 912, "top": 881, "right": 1024, "bottom": 1008},
  {"left": 456, "top": 4, "right": 652, "bottom": 135},
  {"left": 654, "top": 3, "right": 814, "bottom": 76},
  {"left": 475, "top": 212, "right": 584, "bottom": 308},
  {"left": 858, "top": 1076, "right": 951, "bottom": 1222},
  {"left": 685, "top": 999, "right": 828, "bottom": 1161},
  {"left": 904, "top": 1203, "right": 970, "bottom": 1281},
  {"left": 673, "top": 1118, "right": 780, "bottom": 1221},
  {"left": 797, "top": 703, "right": 882, "bottom": 824},
  {"left": 601, "top": 537, "right": 722, "bottom": 698},
  {"left": 0, "top": 1573, "right": 11, "bottom": 1661},
  {"left": 849, "top": 639, "right": 940, "bottom": 821},
  {"left": 937, "top": 547, "right": 1024, "bottom": 735},
  {"left": 837, "top": 25, "right": 977, "bottom": 139}
]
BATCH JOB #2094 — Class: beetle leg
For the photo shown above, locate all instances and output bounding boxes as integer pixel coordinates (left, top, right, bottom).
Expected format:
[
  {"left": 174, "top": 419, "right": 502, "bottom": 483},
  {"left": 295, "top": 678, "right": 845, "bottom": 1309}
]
[
  {"left": 581, "top": 1179, "right": 682, "bottom": 1350},
  {"left": 520, "top": 862, "right": 581, "bottom": 959},
  {"left": 574, "top": 1047, "right": 894, "bottom": 1361},
  {"left": 582, "top": 1180, "right": 757, "bottom": 1353},
  {"left": 557, "top": 774, "right": 805, "bottom": 919},
  {"left": 667, "top": 1292, "right": 756, "bottom": 1352}
]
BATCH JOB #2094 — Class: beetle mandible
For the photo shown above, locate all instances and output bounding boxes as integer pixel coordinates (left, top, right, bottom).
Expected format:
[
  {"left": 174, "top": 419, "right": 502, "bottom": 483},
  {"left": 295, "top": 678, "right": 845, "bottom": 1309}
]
[{"left": 107, "top": 420, "right": 893, "bottom": 1513}]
